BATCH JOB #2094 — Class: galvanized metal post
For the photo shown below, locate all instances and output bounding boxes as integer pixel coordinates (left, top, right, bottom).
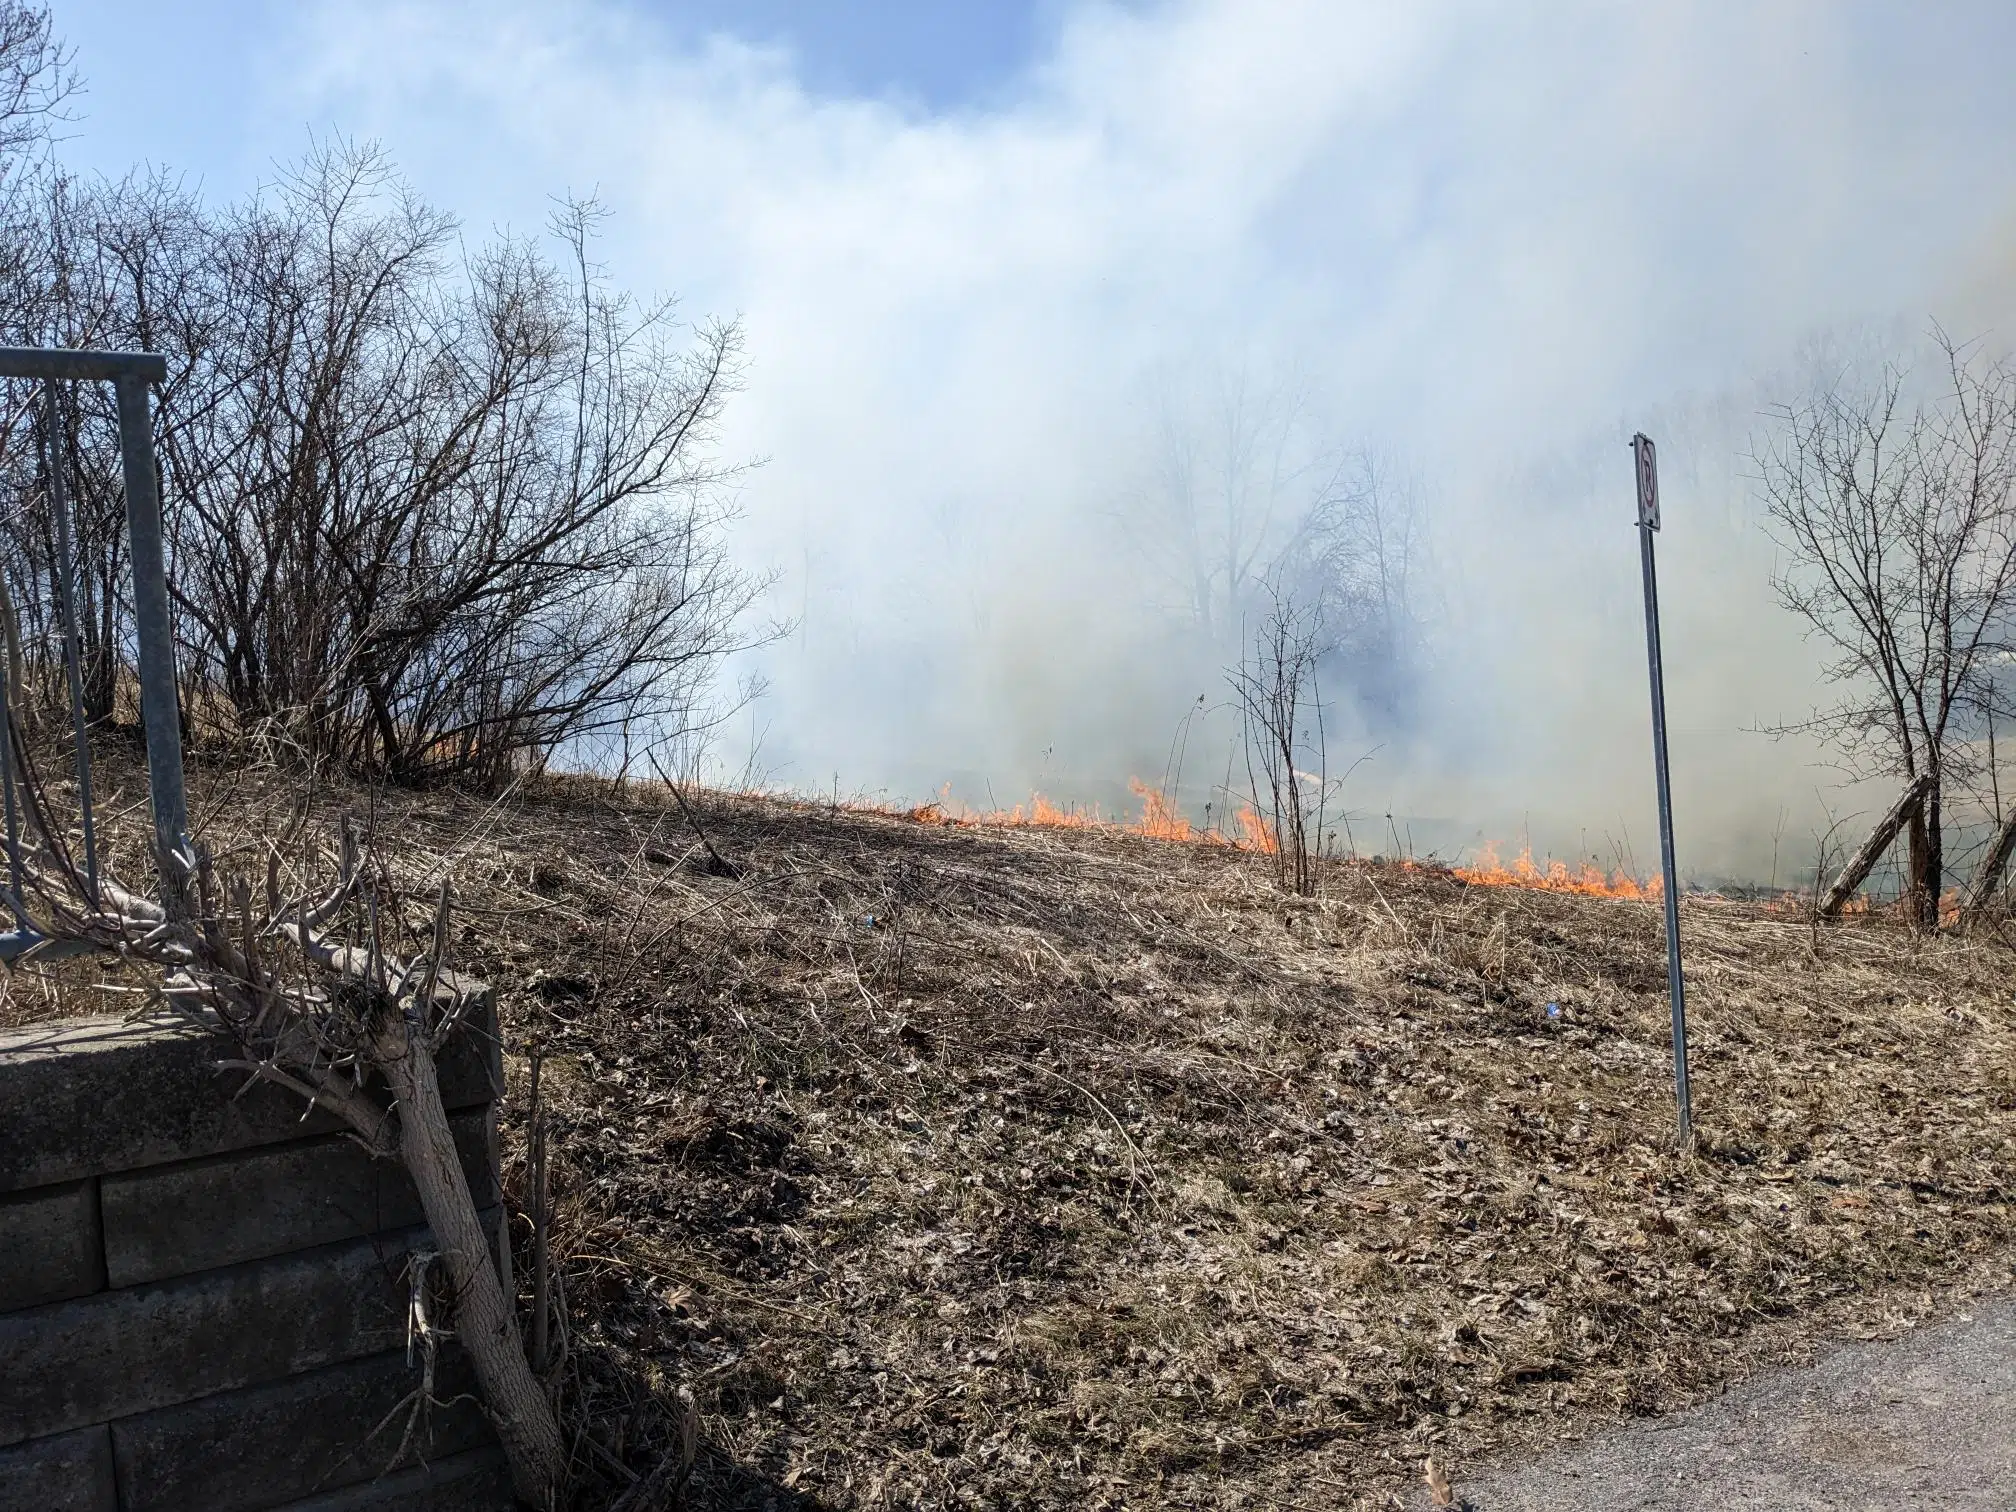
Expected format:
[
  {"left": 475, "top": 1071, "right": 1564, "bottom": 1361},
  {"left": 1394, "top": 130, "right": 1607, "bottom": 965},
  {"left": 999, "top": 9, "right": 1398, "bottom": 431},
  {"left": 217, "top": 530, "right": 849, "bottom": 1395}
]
[
  {"left": 0, "top": 348, "right": 175, "bottom": 954},
  {"left": 0, "top": 649, "right": 22, "bottom": 926},
  {"left": 1633, "top": 433, "right": 1691, "bottom": 1146},
  {"left": 114, "top": 371, "right": 191, "bottom": 911},
  {"left": 43, "top": 379, "right": 99, "bottom": 906}
]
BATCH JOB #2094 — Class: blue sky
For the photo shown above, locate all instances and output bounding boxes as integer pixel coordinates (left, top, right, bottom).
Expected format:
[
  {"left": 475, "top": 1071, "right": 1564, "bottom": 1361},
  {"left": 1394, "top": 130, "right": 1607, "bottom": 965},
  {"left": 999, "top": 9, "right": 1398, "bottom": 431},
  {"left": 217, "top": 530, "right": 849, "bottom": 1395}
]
[
  {"left": 38, "top": 1, "right": 2016, "bottom": 872},
  {"left": 55, "top": 0, "right": 1067, "bottom": 186},
  {"left": 629, "top": 0, "right": 1060, "bottom": 106}
]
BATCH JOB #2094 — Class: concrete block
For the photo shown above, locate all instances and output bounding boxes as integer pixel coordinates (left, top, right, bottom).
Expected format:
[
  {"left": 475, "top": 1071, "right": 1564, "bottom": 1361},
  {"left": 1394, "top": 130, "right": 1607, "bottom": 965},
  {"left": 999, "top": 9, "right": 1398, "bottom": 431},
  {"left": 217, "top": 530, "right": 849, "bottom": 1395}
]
[
  {"left": 111, "top": 1346, "right": 494, "bottom": 1512},
  {"left": 0, "top": 1178, "right": 103, "bottom": 1312},
  {"left": 0, "top": 1423, "right": 116, "bottom": 1512},
  {"left": 102, "top": 1110, "right": 495, "bottom": 1288},
  {"left": 0, "top": 1004, "right": 499, "bottom": 1194},
  {"left": 267, "top": 1446, "right": 515, "bottom": 1511},
  {"left": 0, "top": 1221, "right": 456, "bottom": 1446}
]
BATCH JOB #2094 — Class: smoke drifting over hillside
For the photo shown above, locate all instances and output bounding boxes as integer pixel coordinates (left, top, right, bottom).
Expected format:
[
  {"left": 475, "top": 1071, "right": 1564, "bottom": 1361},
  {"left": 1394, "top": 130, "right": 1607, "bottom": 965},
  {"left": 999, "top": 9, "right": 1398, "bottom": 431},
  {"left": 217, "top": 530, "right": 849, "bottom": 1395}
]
[{"left": 180, "top": 0, "right": 2016, "bottom": 880}]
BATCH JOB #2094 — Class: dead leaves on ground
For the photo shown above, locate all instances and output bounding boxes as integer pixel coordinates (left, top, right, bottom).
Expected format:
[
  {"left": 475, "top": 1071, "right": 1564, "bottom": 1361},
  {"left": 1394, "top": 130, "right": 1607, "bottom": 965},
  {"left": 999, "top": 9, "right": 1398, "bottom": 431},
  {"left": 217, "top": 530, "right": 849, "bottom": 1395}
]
[{"left": 40, "top": 764, "right": 2016, "bottom": 1509}]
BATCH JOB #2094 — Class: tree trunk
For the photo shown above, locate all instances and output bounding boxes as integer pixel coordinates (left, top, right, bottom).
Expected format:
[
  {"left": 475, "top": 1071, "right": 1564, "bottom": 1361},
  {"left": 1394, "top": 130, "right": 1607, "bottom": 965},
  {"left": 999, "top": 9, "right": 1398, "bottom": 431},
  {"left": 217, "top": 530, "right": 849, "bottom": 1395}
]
[
  {"left": 378, "top": 1013, "right": 564, "bottom": 1508},
  {"left": 1928, "top": 785, "right": 1946, "bottom": 928},
  {"left": 1906, "top": 783, "right": 1943, "bottom": 932}
]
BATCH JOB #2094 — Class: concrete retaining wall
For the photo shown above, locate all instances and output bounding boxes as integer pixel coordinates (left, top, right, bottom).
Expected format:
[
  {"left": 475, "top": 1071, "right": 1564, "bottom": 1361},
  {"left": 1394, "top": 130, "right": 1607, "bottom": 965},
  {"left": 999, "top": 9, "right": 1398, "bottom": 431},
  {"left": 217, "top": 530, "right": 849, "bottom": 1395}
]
[{"left": 0, "top": 1010, "right": 517, "bottom": 1510}]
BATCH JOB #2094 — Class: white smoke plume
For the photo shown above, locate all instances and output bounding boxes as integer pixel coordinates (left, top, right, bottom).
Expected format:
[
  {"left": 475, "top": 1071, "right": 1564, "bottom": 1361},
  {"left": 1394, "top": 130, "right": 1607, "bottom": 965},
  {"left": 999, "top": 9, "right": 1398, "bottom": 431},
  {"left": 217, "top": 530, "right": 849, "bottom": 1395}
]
[{"left": 91, "top": 0, "right": 2016, "bottom": 881}]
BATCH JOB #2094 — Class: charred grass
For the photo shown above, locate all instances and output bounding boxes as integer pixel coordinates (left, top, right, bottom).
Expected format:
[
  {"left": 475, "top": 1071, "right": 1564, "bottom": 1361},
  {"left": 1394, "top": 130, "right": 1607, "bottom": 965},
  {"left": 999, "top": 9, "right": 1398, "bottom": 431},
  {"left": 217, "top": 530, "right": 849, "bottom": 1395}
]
[{"left": 10, "top": 761, "right": 2016, "bottom": 1508}]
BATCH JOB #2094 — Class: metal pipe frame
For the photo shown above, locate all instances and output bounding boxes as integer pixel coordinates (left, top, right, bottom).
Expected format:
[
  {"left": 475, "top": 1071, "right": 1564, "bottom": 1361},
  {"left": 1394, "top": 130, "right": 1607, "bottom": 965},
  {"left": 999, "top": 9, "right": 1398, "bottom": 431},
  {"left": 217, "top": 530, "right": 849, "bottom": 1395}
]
[
  {"left": 43, "top": 379, "right": 99, "bottom": 906},
  {"left": 0, "top": 347, "right": 188, "bottom": 935}
]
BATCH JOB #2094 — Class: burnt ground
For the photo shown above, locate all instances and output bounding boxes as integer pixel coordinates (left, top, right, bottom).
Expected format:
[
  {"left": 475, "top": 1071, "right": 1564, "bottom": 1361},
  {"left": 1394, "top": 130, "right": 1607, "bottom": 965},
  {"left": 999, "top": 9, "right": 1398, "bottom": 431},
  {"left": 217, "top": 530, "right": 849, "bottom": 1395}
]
[{"left": 10, "top": 762, "right": 2016, "bottom": 1508}]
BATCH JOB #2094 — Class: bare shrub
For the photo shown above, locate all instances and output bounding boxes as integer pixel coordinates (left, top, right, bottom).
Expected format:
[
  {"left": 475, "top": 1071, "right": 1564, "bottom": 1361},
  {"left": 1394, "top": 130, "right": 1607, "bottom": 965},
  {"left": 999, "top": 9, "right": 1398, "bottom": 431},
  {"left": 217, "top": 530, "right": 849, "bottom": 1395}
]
[
  {"left": 0, "top": 142, "right": 766, "bottom": 789},
  {"left": 1228, "top": 583, "right": 1329, "bottom": 895}
]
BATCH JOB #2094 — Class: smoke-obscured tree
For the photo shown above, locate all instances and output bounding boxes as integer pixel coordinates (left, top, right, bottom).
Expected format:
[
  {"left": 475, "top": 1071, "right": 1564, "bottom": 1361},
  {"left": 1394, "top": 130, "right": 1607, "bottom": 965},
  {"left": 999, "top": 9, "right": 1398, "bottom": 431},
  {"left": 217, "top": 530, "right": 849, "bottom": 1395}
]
[
  {"left": 1131, "top": 366, "right": 1429, "bottom": 734},
  {"left": 1272, "top": 449, "right": 1428, "bottom": 730},
  {"left": 1756, "top": 331, "right": 2016, "bottom": 929},
  {"left": 1136, "top": 365, "right": 1315, "bottom": 643}
]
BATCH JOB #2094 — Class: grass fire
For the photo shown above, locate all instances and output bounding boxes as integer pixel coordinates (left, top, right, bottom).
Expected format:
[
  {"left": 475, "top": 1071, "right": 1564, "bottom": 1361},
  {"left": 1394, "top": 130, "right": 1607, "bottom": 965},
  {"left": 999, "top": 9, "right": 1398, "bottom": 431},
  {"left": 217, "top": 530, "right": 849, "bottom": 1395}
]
[
  {"left": 12, "top": 757, "right": 2016, "bottom": 1508},
  {"left": 3, "top": 5, "right": 2015, "bottom": 1509},
  {"left": 895, "top": 778, "right": 1280, "bottom": 854}
]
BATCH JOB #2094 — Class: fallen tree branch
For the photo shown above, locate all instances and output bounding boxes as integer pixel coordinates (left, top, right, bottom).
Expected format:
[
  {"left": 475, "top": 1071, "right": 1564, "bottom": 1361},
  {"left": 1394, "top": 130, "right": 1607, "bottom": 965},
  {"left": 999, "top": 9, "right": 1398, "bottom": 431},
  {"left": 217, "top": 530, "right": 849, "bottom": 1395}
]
[
  {"left": 0, "top": 758, "right": 568, "bottom": 1503},
  {"left": 1962, "top": 806, "right": 2016, "bottom": 930},
  {"left": 647, "top": 748, "right": 741, "bottom": 879},
  {"left": 1819, "top": 775, "right": 1932, "bottom": 918}
]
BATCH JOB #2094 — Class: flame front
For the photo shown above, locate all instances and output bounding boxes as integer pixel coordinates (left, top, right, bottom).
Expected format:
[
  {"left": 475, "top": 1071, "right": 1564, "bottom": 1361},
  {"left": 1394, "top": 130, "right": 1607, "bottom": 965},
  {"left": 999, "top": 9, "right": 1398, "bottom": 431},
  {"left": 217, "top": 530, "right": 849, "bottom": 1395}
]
[
  {"left": 881, "top": 779, "right": 1277, "bottom": 853},
  {"left": 1454, "top": 845, "right": 1660, "bottom": 900},
  {"left": 1130, "top": 779, "right": 1195, "bottom": 841},
  {"left": 1234, "top": 805, "right": 1279, "bottom": 854},
  {"left": 858, "top": 790, "right": 1664, "bottom": 895}
]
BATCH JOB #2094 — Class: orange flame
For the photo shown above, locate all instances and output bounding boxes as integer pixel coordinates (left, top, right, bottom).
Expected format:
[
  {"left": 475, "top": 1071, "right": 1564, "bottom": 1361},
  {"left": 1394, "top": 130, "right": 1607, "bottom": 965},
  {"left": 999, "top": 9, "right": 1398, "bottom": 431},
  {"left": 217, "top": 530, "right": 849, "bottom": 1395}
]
[
  {"left": 1235, "top": 805, "right": 1280, "bottom": 854},
  {"left": 1764, "top": 887, "right": 1971, "bottom": 922},
  {"left": 856, "top": 778, "right": 1285, "bottom": 853},
  {"left": 1454, "top": 845, "right": 1661, "bottom": 900},
  {"left": 833, "top": 789, "right": 1669, "bottom": 893},
  {"left": 1130, "top": 779, "right": 1197, "bottom": 841},
  {"left": 953, "top": 791, "right": 1103, "bottom": 829}
]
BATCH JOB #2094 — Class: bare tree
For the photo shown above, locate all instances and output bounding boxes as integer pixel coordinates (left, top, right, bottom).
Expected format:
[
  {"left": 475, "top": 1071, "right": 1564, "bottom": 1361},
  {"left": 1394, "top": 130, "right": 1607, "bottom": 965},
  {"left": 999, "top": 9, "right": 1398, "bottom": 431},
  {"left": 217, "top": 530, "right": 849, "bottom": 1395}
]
[
  {"left": 0, "top": 1, "right": 67, "bottom": 170},
  {"left": 1962, "top": 805, "right": 2016, "bottom": 927},
  {"left": 1228, "top": 583, "right": 1329, "bottom": 895},
  {"left": 1756, "top": 331, "right": 2016, "bottom": 929}
]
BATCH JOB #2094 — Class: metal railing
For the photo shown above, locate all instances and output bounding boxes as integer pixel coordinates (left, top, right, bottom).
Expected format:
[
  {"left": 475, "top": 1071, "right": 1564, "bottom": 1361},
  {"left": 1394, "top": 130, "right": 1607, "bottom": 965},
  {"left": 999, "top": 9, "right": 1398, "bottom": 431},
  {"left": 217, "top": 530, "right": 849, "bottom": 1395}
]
[{"left": 0, "top": 347, "right": 188, "bottom": 957}]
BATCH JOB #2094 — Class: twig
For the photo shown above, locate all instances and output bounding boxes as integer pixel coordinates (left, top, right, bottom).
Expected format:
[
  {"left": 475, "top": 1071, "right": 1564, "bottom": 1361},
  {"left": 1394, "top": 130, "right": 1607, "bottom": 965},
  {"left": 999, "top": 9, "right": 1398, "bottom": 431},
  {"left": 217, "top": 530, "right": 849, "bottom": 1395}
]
[
  {"left": 646, "top": 748, "right": 741, "bottom": 879},
  {"left": 530, "top": 1041, "right": 551, "bottom": 1376},
  {"left": 607, "top": 1392, "right": 699, "bottom": 1512}
]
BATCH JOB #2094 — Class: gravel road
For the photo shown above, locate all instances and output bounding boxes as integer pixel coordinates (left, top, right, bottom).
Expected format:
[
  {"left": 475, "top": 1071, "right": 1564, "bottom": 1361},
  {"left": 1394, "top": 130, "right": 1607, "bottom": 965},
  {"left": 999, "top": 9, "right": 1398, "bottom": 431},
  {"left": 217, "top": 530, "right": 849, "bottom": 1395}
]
[{"left": 1432, "top": 1298, "right": 2016, "bottom": 1510}]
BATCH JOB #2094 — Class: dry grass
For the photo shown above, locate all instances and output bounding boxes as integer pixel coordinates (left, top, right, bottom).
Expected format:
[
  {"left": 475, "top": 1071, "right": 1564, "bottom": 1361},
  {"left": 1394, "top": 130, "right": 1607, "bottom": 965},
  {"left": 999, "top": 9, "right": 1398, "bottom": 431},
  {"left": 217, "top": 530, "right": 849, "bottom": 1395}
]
[{"left": 12, "top": 754, "right": 2016, "bottom": 1509}]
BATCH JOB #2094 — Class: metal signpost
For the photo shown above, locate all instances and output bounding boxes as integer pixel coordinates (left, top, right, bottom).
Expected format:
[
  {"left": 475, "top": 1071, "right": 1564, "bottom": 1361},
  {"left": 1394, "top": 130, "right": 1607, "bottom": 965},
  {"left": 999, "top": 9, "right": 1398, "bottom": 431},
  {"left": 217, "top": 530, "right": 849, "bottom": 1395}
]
[
  {"left": 0, "top": 347, "right": 188, "bottom": 952},
  {"left": 1633, "top": 433, "right": 1691, "bottom": 1146}
]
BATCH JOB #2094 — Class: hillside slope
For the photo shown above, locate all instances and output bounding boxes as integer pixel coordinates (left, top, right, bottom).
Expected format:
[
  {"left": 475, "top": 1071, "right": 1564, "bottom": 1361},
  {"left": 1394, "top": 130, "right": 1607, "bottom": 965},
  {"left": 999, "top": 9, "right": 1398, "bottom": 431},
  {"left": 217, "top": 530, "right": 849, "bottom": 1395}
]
[
  {"left": 13, "top": 766, "right": 2016, "bottom": 1508},
  {"left": 462, "top": 784, "right": 2016, "bottom": 1509}
]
